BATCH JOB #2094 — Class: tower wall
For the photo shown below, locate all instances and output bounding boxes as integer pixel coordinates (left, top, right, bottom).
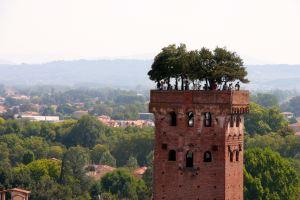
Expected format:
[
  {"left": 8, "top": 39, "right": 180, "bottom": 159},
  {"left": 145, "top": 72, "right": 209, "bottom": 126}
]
[{"left": 149, "top": 90, "right": 249, "bottom": 200}]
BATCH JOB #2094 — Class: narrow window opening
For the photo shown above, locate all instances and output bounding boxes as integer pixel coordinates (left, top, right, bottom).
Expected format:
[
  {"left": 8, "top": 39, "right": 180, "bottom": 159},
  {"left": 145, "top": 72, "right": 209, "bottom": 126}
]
[
  {"left": 230, "top": 115, "right": 234, "bottom": 127},
  {"left": 186, "top": 151, "right": 193, "bottom": 168},
  {"left": 162, "top": 143, "right": 167, "bottom": 150},
  {"left": 187, "top": 112, "right": 194, "bottom": 127},
  {"left": 170, "top": 112, "right": 177, "bottom": 126},
  {"left": 230, "top": 151, "right": 234, "bottom": 162},
  {"left": 236, "top": 115, "right": 241, "bottom": 127},
  {"left": 204, "top": 151, "right": 212, "bottom": 162},
  {"left": 204, "top": 112, "right": 212, "bottom": 127},
  {"left": 236, "top": 151, "right": 239, "bottom": 161},
  {"left": 168, "top": 150, "right": 176, "bottom": 161}
]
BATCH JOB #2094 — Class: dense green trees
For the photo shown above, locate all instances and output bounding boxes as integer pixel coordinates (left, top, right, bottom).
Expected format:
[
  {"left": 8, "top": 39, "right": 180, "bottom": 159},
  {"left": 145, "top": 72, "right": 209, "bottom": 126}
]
[
  {"left": 245, "top": 134, "right": 300, "bottom": 158},
  {"left": 111, "top": 128, "right": 154, "bottom": 166},
  {"left": 60, "top": 146, "right": 92, "bottom": 199},
  {"left": 126, "top": 156, "right": 139, "bottom": 170},
  {"left": 100, "top": 169, "right": 149, "bottom": 200},
  {"left": 64, "top": 115, "right": 108, "bottom": 148},
  {"left": 90, "top": 144, "right": 108, "bottom": 164},
  {"left": 148, "top": 44, "right": 248, "bottom": 90},
  {"left": 11, "top": 159, "right": 64, "bottom": 200},
  {"left": 251, "top": 93, "right": 279, "bottom": 107},
  {"left": 100, "top": 151, "right": 116, "bottom": 167},
  {"left": 244, "top": 148, "right": 298, "bottom": 200},
  {"left": 245, "top": 102, "right": 292, "bottom": 135},
  {"left": 0, "top": 114, "right": 156, "bottom": 199},
  {"left": 281, "top": 96, "right": 300, "bottom": 117}
]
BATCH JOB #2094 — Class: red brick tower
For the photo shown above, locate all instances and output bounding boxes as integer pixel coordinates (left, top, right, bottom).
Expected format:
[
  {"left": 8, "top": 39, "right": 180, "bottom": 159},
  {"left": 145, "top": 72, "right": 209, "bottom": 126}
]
[{"left": 149, "top": 90, "right": 249, "bottom": 200}]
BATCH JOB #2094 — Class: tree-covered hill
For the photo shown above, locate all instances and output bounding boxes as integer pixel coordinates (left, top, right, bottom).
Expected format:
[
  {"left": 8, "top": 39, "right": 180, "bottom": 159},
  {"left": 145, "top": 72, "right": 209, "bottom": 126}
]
[{"left": 1, "top": 60, "right": 300, "bottom": 90}]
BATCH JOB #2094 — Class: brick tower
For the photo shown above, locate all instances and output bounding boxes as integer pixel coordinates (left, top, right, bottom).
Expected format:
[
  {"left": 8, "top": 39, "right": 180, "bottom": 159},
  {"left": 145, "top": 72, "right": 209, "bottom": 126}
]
[{"left": 149, "top": 90, "right": 249, "bottom": 200}]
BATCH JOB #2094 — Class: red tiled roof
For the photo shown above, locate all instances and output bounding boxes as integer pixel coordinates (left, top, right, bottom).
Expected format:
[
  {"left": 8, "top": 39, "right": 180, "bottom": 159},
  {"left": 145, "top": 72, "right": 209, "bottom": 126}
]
[{"left": 8, "top": 188, "right": 31, "bottom": 194}]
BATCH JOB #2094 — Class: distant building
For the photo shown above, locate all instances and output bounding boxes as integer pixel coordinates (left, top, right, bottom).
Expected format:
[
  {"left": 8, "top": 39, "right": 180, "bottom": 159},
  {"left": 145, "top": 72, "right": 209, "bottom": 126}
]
[
  {"left": 133, "top": 166, "right": 148, "bottom": 178},
  {"left": 117, "top": 120, "right": 154, "bottom": 128},
  {"left": 0, "top": 97, "right": 5, "bottom": 104},
  {"left": 0, "top": 188, "right": 31, "bottom": 200},
  {"left": 22, "top": 111, "right": 39, "bottom": 116},
  {"left": 10, "top": 95, "right": 30, "bottom": 100},
  {"left": 85, "top": 164, "right": 148, "bottom": 180},
  {"left": 98, "top": 115, "right": 154, "bottom": 128},
  {"left": 15, "top": 115, "right": 60, "bottom": 122},
  {"left": 0, "top": 105, "right": 7, "bottom": 114},
  {"left": 86, "top": 164, "right": 116, "bottom": 181},
  {"left": 98, "top": 115, "right": 119, "bottom": 127},
  {"left": 281, "top": 112, "right": 294, "bottom": 120},
  {"left": 72, "top": 110, "right": 89, "bottom": 119},
  {"left": 138, "top": 112, "right": 154, "bottom": 120}
]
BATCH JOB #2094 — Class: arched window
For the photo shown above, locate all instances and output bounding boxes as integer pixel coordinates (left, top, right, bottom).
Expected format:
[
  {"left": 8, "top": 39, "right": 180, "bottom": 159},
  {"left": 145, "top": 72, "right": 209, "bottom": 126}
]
[
  {"left": 203, "top": 151, "right": 212, "bottom": 162},
  {"left": 187, "top": 112, "right": 194, "bottom": 127},
  {"left": 236, "top": 151, "right": 239, "bottom": 161},
  {"left": 168, "top": 150, "right": 176, "bottom": 161},
  {"left": 186, "top": 151, "right": 193, "bottom": 168},
  {"left": 236, "top": 115, "right": 241, "bottom": 127},
  {"left": 204, "top": 112, "right": 212, "bottom": 127},
  {"left": 170, "top": 112, "right": 177, "bottom": 126},
  {"left": 230, "top": 115, "right": 234, "bottom": 127}
]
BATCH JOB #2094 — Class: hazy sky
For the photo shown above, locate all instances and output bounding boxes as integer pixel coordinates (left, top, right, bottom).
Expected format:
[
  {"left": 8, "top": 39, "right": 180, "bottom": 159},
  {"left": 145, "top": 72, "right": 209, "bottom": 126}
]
[{"left": 0, "top": 0, "right": 299, "bottom": 64}]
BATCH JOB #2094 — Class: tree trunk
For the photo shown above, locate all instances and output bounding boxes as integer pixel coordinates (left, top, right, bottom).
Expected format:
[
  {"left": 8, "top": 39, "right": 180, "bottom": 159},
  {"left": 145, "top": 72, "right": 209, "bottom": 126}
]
[{"left": 205, "top": 78, "right": 208, "bottom": 90}]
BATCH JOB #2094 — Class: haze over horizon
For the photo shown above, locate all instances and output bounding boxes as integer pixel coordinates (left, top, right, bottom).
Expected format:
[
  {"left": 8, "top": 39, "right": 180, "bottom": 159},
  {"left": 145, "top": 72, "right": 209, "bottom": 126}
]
[{"left": 1, "top": 0, "right": 300, "bottom": 64}]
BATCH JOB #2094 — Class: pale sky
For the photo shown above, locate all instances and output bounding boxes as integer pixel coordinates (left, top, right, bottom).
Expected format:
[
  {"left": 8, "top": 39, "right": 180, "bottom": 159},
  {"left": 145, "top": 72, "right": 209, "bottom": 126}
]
[{"left": 0, "top": 0, "right": 299, "bottom": 64}]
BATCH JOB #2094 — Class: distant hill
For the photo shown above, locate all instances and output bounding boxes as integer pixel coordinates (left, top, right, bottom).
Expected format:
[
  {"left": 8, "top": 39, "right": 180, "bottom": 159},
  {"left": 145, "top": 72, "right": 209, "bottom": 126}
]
[
  {"left": 0, "top": 60, "right": 300, "bottom": 90},
  {"left": 246, "top": 65, "right": 300, "bottom": 90},
  {"left": 0, "top": 59, "right": 153, "bottom": 89}
]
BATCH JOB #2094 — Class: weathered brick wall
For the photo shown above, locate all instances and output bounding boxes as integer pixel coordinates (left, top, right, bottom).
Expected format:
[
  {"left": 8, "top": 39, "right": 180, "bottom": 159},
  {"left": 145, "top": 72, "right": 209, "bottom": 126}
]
[{"left": 149, "top": 90, "right": 249, "bottom": 200}]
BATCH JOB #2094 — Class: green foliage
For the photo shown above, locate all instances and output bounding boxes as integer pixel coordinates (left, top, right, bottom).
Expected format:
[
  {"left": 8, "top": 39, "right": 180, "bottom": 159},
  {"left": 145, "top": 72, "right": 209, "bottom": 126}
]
[
  {"left": 251, "top": 93, "right": 279, "bottom": 107},
  {"left": 22, "top": 150, "right": 35, "bottom": 164},
  {"left": 245, "top": 102, "right": 291, "bottom": 135},
  {"left": 148, "top": 44, "right": 248, "bottom": 89},
  {"left": 64, "top": 115, "right": 107, "bottom": 148},
  {"left": 90, "top": 181, "right": 117, "bottom": 200},
  {"left": 61, "top": 146, "right": 89, "bottom": 181},
  {"left": 24, "top": 136, "right": 49, "bottom": 159},
  {"left": 48, "top": 145, "right": 64, "bottom": 159},
  {"left": 281, "top": 96, "right": 300, "bottom": 116},
  {"left": 289, "top": 117, "right": 298, "bottom": 124},
  {"left": 245, "top": 134, "right": 300, "bottom": 158},
  {"left": 110, "top": 128, "right": 154, "bottom": 166},
  {"left": 0, "top": 134, "right": 25, "bottom": 165},
  {"left": 100, "top": 169, "right": 149, "bottom": 200},
  {"left": 100, "top": 151, "right": 116, "bottom": 167},
  {"left": 60, "top": 146, "right": 92, "bottom": 198},
  {"left": 244, "top": 148, "right": 298, "bottom": 200},
  {"left": 0, "top": 142, "right": 10, "bottom": 168},
  {"left": 90, "top": 144, "right": 108, "bottom": 164},
  {"left": 143, "top": 166, "right": 153, "bottom": 192},
  {"left": 11, "top": 159, "right": 74, "bottom": 200},
  {"left": 126, "top": 156, "right": 139, "bottom": 170}
]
